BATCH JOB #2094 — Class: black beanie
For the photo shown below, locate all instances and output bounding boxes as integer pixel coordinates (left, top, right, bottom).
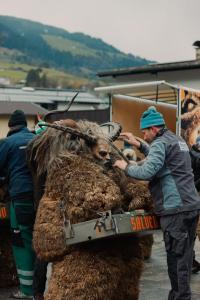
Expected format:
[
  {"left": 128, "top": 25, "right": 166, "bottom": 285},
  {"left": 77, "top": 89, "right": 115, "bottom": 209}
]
[{"left": 8, "top": 110, "right": 27, "bottom": 127}]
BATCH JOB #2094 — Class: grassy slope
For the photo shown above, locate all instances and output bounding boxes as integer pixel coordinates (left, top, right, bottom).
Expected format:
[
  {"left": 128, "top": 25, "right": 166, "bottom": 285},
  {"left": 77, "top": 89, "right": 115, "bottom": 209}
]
[
  {"left": 42, "top": 34, "right": 98, "bottom": 58},
  {"left": 0, "top": 59, "right": 92, "bottom": 88}
]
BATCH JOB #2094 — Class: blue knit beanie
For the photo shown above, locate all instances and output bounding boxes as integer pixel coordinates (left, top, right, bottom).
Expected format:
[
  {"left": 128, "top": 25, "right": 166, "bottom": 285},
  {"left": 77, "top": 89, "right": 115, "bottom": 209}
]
[{"left": 140, "top": 106, "right": 165, "bottom": 129}]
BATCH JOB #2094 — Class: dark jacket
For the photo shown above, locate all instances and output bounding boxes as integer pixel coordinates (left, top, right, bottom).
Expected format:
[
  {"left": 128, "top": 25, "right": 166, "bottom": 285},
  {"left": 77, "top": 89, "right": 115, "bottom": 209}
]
[
  {"left": 0, "top": 126, "right": 35, "bottom": 198},
  {"left": 26, "top": 138, "right": 46, "bottom": 209},
  {"left": 125, "top": 129, "right": 200, "bottom": 216},
  {"left": 190, "top": 144, "right": 200, "bottom": 191}
]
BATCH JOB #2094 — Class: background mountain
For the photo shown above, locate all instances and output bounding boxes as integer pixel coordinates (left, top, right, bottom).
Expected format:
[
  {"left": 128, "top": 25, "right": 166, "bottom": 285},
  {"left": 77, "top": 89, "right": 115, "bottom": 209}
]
[{"left": 0, "top": 15, "right": 152, "bottom": 79}]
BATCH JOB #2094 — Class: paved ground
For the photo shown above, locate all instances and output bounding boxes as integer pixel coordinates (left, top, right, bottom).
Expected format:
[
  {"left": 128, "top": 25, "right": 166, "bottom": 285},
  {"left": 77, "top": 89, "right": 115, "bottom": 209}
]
[
  {"left": 0, "top": 287, "right": 15, "bottom": 300},
  {"left": 139, "top": 231, "right": 200, "bottom": 300},
  {"left": 1, "top": 231, "right": 200, "bottom": 299}
]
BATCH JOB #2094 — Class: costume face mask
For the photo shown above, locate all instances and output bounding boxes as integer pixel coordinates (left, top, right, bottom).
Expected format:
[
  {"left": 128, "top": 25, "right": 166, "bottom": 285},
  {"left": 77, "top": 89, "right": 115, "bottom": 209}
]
[{"left": 91, "top": 139, "right": 111, "bottom": 161}]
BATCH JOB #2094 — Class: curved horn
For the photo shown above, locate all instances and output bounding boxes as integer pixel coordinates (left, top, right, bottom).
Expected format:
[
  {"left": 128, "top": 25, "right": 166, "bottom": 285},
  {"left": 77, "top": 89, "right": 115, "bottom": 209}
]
[
  {"left": 39, "top": 122, "right": 97, "bottom": 145},
  {"left": 100, "top": 122, "right": 122, "bottom": 142},
  {"left": 43, "top": 92, "right": 79, "bottom": 122}
]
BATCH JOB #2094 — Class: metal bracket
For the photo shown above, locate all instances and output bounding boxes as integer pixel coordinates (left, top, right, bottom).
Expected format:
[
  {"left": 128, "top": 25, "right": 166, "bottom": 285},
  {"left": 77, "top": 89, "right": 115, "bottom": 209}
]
[
  {"left": 94, "top": 210, "right": 116, "bottom": 232},
  {"left": 63, "top": 219, "right": 74, "bottom": 240}
]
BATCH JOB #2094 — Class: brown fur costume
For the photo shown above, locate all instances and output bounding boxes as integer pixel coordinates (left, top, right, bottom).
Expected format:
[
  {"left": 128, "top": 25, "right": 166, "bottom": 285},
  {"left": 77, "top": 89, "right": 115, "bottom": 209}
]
[
  {"left": 32, "top": 120, "right": 153, "bottom": 300},
  {"left": 181, "top": 106, "right": 200, "bottom": 146},
  {"left": 197, "top": 219, "right": 200, "bottom": 241},
  {"left": 181, "top": 102, "right": 200, "bottom": 246}
]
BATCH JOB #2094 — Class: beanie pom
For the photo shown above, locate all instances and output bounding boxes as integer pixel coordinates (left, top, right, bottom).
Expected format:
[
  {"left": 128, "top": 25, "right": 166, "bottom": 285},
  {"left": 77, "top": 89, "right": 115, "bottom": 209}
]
[
  {"left": 140, "top": 106, "right": 165, "bottom": 129},
  {"left": 148, "top": 106, "right": 157, "bottom": 112}
]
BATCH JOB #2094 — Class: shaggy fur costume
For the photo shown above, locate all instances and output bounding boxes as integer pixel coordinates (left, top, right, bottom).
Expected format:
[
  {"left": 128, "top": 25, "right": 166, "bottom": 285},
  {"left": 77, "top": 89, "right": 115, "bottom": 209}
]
[
  {"left": 197, "top": 219, "right": 200, "bottom": 241},
  {"left": 181, "top": 106, "right": 200, "bottom": 146},
  {"left": 180, "top": 103, "right": 200, "bottom": 240},
  {"left": 32, "top": 120, "right": 153, "bottom": 300},
  {"left": 44, "top": 239, "right": 143, "bottom": 300}
]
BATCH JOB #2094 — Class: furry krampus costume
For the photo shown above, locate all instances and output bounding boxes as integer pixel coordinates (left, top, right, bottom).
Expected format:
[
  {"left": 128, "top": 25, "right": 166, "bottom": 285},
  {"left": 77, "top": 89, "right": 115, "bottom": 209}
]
[
  {"left": 181, "top": 106, "right": 200, "bottom": 146},
  {"left": 32, "top": 120, "right": 153, "bottom": 300}
]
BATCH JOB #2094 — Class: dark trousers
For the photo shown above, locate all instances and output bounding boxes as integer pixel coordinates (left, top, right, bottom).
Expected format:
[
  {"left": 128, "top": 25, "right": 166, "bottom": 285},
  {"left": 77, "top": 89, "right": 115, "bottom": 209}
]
[
  {"left": 160, "top": 210, "right": 199, "bottom": 300},
  {"left": 33, "top": 257, "right": 48, "bottom": 296},
  {"left": 10, "top": 195, "right": 35, "bottom": 296}
]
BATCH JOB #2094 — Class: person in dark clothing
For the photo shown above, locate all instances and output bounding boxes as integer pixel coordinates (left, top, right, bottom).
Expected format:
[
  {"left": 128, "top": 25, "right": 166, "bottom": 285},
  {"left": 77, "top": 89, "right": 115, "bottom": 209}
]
[
  {"left": 189, "top": 137, "right": 200, "bottom": 273},
  {"left": 114, "top": 106, "right": 200, "bottom": 300},
  {"left": 190, "top": 137, "right": 200, "bottom": 192},
  {"left": 0, "top": 110, "right": 35, "bottom": 299}
]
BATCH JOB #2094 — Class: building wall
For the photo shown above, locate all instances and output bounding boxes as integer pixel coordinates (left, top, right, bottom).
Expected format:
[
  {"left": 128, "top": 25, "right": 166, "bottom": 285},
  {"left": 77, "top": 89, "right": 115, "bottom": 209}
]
[
  {"left": 112, "top": 69, "right": 200, "bottom": 90},
  {"left": 0, "top": 116, "right": 36, "bottom": 138}
]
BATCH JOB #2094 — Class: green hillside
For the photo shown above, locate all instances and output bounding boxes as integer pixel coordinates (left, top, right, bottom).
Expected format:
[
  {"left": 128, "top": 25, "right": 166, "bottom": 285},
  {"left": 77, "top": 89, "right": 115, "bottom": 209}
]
[
  {"left": 0, "top": 15, "right": 152, "bottom": 80},
  {"left": 42, "top": 35, "right": 98, "bottom": 58},
  {"left": 0, "top": 59, "right": 96, "bottom": 89}
]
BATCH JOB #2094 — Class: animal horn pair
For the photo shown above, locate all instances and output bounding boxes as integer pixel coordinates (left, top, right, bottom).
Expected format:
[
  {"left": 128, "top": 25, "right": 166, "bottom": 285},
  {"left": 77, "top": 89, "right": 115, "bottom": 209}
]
[
  {"left": 39, "top": 121, "right": 122, "bottom": 144},
  {"left": 39, "top": 121, "right": 131, "bottom": 163}
]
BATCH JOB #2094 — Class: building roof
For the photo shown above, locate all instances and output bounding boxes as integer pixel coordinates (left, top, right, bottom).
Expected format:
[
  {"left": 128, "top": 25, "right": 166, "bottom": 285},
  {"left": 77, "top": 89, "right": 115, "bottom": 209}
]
[
  {"left": 0, "top": 101, "right": 48, "bottom": 116},
  {"left": 97, "top": 59, "right": 200, "bottom": 78},
  {"left": 95, "top": 80, "right": 179, "bottom": 105},
  {"left": 0, "top": 87, "right": 107, "bottom": 104}
]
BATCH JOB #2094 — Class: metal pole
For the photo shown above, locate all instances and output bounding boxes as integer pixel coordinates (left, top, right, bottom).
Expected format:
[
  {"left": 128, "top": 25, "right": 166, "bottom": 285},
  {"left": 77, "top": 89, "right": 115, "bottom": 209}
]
[
  {"left": 108, "top": 93, "right": 112, "bottom": 122},
  {"left": 176, "top": 88, "right": 181, "bottom": 136}
]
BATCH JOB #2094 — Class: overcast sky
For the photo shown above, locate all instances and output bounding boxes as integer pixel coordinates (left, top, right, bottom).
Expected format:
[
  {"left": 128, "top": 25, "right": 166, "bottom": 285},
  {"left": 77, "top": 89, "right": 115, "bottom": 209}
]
[{"left": 0, "top": 0, "right": 199, "bottom": 63}]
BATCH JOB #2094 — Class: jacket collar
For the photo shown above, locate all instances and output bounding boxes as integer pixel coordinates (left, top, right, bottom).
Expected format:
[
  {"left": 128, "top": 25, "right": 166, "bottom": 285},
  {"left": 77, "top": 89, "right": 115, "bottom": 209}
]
[
  {"left": 7, "top": 125, "right": 28, "bottom": 137},
  {"left": 152, "top": 127, "right": 167, "bottom": 142}
]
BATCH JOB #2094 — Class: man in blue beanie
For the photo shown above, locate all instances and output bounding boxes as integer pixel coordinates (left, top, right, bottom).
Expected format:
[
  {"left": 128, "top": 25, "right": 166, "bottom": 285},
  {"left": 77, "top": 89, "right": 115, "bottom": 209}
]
[
  {"left": 114, "top": 106, "right": 200, "bottom": 300},
  {"left": 0, "top": 110, "right": 35, "bottom": 299}
]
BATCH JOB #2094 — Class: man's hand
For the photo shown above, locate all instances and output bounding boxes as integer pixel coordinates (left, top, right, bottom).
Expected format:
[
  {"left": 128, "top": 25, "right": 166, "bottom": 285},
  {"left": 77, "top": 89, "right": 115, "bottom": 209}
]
[
  {"left": 119, "top": 132, "right": 141, "bottom": 148},
  {"left": 113, "top": 159, "right": 128, "bottom": 170}
]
